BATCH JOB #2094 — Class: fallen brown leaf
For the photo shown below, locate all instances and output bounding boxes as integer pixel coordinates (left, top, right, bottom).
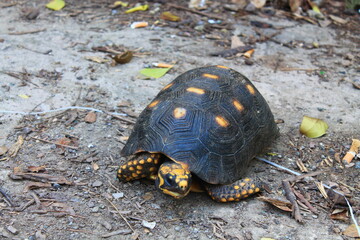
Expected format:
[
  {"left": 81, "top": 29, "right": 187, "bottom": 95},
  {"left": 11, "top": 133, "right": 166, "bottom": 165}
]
[
  {"left": 343, "top": 224, "right": 360, "bottom": 237},
  {"left": 330, "top": 209, "right": 349, "bottom": 221},
  {"left": 27, "top": 165, "right": 46, "bottom": 173},
  {"left": 257, "top": 196, "right": 292, "bottom": 212}
]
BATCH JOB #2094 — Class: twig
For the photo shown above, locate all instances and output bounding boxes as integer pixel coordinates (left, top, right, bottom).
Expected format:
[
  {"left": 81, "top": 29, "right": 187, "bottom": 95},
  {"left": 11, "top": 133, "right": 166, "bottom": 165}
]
[
  {"left": 168, "top": 3, "right": 224, "bottom": 20},
  {"left": 8, "top": 28, "right": 46, "bottom": 35},
  {"left": 31, "top": 136, "right": 79, "bottom": 150},
  {"left": 293, "top": 189, "right": 318, "bottom": 214},
  {"left": 15, "top": 199, "right": 35, "bottom": 212},
  {"left": 104, "top": 197, "right": 134, "bottom": 232},
  {"left": 29, "top": 191, "right": 41, "bottom": 209},
  {"left": 282, "top": 180, "right": 303, "bottom": 222},
  {"left": 0, "top": 187, "right": 15, "bottom": 207},
  {"left": 105, "top": 112, "right": 136, "bottom": 125}
]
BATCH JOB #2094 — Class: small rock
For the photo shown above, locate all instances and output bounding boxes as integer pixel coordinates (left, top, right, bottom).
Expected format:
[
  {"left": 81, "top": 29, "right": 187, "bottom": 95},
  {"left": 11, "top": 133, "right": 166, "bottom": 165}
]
[
  {"left": 92, "top": 180, "right": 103, "bottom": 187},
  {"left": 142, "top": 220, "right": 156, "bottom": 230},
  {"left": 355, "top": 162, "right": 360, "bottom": 169},
  {"left": 84, "top": 111, "right": 97, "bottom": 123},
  {"left": 6, "top": 226, "right": 19, "bottom": 235},
  {"left": 112, "top": 192, "right": 124, "bottom": 199},
  {"left": 100, "top": 221, "right": 113, "bottom": 231},
  {"left": 0, "top": 145, "right": 8, "bottom": 156},
  {"left": 91, "top": 206, "right": 99, "bottom": 213}
]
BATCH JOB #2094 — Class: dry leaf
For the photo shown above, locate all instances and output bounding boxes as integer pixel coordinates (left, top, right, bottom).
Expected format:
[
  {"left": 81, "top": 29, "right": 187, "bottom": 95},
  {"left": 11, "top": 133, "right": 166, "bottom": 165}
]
[
  {"left": 85, "top": 56, "right": 109, "bottom": 64},
  {"left": 8, "top": 135, "right": 24, "bottom": 157},
  {"left": 24, "top": 182, "right": 52, "bottom": 192},
  {"left": 329, "top": 14, "right": 348, "bottom": 24},
  {"left": 27, "top": 165, "right": 46, "bottom": 173},
  {"left": 300, "top": 116, "right": 328, "bottom": 138},
  {"left": 160, "top": 11, "right": 181, "bottom": 22},
  {"left": 257, "top": 196, "right": 292, "bottom": 212},
  {"left": 84, "top": 111, "right": 97, "bottom": 123},
  {"left": 343, "top": 224, "right": 360, "bottom": 237},
  {"left": 330, "top": 209, "right": 349, "bottom": 221}
]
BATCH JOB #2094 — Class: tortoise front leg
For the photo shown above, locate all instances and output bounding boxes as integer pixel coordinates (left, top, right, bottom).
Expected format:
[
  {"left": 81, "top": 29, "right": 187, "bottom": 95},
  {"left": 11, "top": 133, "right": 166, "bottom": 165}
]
[
  {"left": 117, "top": 153, "right": 162, "bottom": 182},
  {"left": 205, "top": 178, "right": 263, "bottom": 203}
]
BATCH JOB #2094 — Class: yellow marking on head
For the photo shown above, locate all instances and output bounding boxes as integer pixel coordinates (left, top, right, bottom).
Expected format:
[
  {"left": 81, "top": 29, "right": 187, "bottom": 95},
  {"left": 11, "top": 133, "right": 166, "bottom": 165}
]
[
  {"left": 129, "top": 167, "right": 135, "bottom": 171},
  {"left": 220, "top": 198, "right": 227, "bottom": 202},
  {"left": 148, "top": 100, "right": 160, "bottom": 108},
  {"left": 147, "top": 158, "right": 153, "bottom": 163},
  {"left": 162, "top": 82, "right": 174, "bottom": 90},
  {"left": 244, "top": 195, "right": 248, "bottom": 198},
  {"left": 236, "top": 193, "right": 241, "bottom": 198},
  {"left": 233, "top": 99, "right": 244, "bottom": 112},
  {"left": 136, "top": 165, "right": 143, "bottom": 170},
  {"left": 150, "top": 167, "right": 157, "bottom": 172},
  {"left": 241, "top": 190, "right": 248, "bottom": 195},
  {"left": 154, "top": 159, "right": 159, "bottom": 164},
  {"left": 186, "top": 87, "right": 205, "bottom": 95},
  {"left": 240, "top": 182, "right": 246, "bottom": 187},
  {"left": 173, "top": 107, "right": 187, "bottom": 119},
  {"left": 233, "top": 185, "right": 240, "bottom": 190},
  {"left": 132, "top": 173, "right": 138, "bottom": 178},
  {"left": 216, "top": 65, "right": 229, "bottom": 69},
  {"left": 121, "top": 165, "right": 127, "bottom": 169},
  {"left": 248, "top": 189, "right": 254, "bottom": 194},
  {"left": 141, "top": 174, "right": 147, "bottom": 178},
  {"left": 246, "top": 84, "right": 255, "bottom": 95},
  {"left": 244, "top": 178, "right": 251, "bottom": 182},
  {"left": 251, "top": 184, "right": 255, "bottom": 188},
  {"left": 139, "top": 159, "right": 145, "bottom": 164},
  {"left": 228, "top": 197, "right": 234, "bottom": 201},
  {"left": 127, "top": 162, "right": 133, "bottom": 166},
  {"left": 255, "top": 188, "right": 260, "bottom": 192},
  {"left": 215, "top": 116, "right": 229, "bottom": 127},
  {"left": 202, "top": 73, "right": 219, "bottom": 79},
  {"left": 178, "top": 180, "right": 188, "bottom": 189},
  {"left": 133, "top": 160, "right": 138, "bottom": 165},
  {"left": 136, "top": 170, "right": 142, "bottom": 174}
]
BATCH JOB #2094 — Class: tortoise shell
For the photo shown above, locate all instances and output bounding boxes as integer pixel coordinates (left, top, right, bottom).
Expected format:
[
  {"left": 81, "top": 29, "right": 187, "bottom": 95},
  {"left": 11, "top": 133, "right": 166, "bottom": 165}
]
[{"left": 121, "top": 65, "right": 278, "bottom": 185}]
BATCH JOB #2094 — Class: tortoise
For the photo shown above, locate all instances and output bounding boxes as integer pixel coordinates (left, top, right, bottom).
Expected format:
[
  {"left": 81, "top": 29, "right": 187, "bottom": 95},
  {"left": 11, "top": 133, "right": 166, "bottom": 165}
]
[{"left": 117, "top": 65, "right": 278, "bottom": 202}]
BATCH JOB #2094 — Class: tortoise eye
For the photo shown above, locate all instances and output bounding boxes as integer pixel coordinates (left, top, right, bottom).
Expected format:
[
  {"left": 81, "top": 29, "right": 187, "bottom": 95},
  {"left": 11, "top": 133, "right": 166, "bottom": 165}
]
[{"left": 164, "top": 175, "right": 175, "bottom": 186}]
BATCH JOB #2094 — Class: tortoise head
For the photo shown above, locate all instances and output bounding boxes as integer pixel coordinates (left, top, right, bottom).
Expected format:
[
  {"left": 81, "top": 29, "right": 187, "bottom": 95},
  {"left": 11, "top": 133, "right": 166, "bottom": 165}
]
[{"left": 155, "top": 162, "right": 192, "bottom": 199}]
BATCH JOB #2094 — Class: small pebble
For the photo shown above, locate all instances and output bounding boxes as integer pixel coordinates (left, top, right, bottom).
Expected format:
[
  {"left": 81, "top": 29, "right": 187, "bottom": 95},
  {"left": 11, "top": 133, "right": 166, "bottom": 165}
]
[
  {"left": 112, "top": 192, "right": 124, "bottom": 199},
  {"left": 142, "top": 220, "right": 156, "bottom": 229},
  {"left": 92, "top": 180, "right": 103, "bottom": 187},
  {"left": 6, "top": 226, "right": 19, "bottom": 235},
  {"left": 100, "top": 221, "right": 112, "bottom": 231},
  {"left": 91, "top": 206, "right": 99, "bottom": 213},
  {"left": 355, "top": 162, "right": 360, "bottom": 169}
]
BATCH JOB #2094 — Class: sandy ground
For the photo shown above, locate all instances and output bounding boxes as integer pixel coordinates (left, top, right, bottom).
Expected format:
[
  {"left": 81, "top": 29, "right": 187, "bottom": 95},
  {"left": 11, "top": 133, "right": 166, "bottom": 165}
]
[{"left": 0, "top": 1, "right": 359, "bottom": 239}]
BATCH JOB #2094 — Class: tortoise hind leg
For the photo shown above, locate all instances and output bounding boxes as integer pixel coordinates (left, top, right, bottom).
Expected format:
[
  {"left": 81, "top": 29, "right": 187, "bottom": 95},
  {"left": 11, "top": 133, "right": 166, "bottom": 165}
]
[
  {"left": 205, "top": 178, "right": 263, "bottom": 203},
  {"left": 117, "top": 153, "right": 162, "bottom": 182}
]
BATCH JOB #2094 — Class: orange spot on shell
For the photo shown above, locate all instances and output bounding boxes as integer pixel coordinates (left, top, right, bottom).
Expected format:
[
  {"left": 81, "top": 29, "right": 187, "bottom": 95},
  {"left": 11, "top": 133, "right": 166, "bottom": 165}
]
[
  {"left": 246, "top": 84, "right": 256, "bottom": 95},
  {"left": 186, "top": 87, "right": 205, "bottom": 95},
  {"left": 215, "top": 116, "right": 229, "bottom": 127},
  {"left": 248, "top": 189, "right": 254, "bottom": 194},
  {"left": 202, "top": 73, "right": 219, "bottom": 79},
  {"left": 233, "top": 99, "right": 244, "bottom": 112},
  {"left": 173, "top": 107, "right": 187, "bottom": 119},
  {"left": 220, "top": 198, "right": 227, "bottom": 202},
  {"left": 241, "top": 190, "right": 248, "bottom": 195},
  {"left": 148, "top": 100, "right": 160, "bottom": 108},
  {"left": 216, "top": 65, "right": 229, "bottom": 69},
  {"left": 162, "top": 82, "right": 173, "bottom": 90}
]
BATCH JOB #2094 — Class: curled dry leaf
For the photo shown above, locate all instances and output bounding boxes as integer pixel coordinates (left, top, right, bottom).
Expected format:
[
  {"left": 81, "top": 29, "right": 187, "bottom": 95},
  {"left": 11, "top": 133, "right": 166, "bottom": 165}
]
[
  {"left": 300, "top": 116, "right": 328, "bottom": 138},
  {"left": 113, "top": 51, "right": 133, "bottom": 64},
  {"left": 330, "top": 209, "right": 349, "bottom": 221},
  {"left": 257, "top": 196, "right": 292, "bottom": 212}
]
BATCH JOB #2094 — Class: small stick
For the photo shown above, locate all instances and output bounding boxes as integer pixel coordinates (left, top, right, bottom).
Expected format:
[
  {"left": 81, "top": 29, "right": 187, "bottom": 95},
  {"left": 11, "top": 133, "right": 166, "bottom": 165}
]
[
  {"left": 104, "top": 197, "right": 134, "bottom": 232},
  {"left": 168, "top": 3, "right": 224, "bottom": 20},
  {"left": 31, "top": 136, "right": 79, "bottom": 150},
  {"left": 8, "top": 28, "right": 46, "bottom": 35},
  {"left": 29, "top": 191, "right": 41, "bottom": 209},
  {"left": 105, "top": 112, "right": 136, "bottom": 125},
  {"left": 0, "top": 187, "right": 15, "bottom": 207},
  {"left": 293, "top": 189, "right": 318, "bottom": 214},
  {"left": 282, "top": 180, "right": 303, "bottom": 222}
]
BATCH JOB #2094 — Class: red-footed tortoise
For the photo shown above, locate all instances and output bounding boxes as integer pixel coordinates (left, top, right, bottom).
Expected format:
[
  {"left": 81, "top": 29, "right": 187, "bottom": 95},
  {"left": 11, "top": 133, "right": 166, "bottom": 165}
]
[{"left": 117, "top": 65, "right": 278, "bottom": 202}]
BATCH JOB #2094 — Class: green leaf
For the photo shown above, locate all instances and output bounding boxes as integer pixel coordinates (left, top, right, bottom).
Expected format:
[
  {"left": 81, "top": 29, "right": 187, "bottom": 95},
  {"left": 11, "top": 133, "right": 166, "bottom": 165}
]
[
  {"left": 300, "top": 116, "right": 328, "bottom": 138},
  {"left": 139, "top": 68, "right": 171, "bottom": 79},
  {"left": 46, "top": 0, "right": 65, "bottom": 11}
]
